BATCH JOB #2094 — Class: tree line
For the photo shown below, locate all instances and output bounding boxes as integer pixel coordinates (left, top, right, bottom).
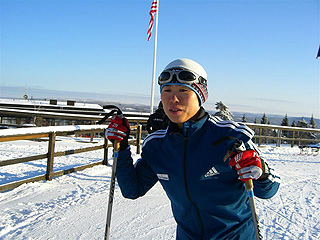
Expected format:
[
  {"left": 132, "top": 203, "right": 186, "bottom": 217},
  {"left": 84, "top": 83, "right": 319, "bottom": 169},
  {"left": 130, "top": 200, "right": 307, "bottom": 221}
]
[
  {"left": 214, "top": 101, "right": 318, "bottom": 143},
  {"left": 214, "top": 101, "right": 317, "bottom": 128}
]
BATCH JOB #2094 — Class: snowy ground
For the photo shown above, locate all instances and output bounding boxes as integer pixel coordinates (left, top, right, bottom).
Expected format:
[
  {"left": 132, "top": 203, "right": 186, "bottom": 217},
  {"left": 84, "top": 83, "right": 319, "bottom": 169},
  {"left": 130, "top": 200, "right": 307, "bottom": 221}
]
[{"left": 0, "top": 138, "right": 319, "bottom": 240}]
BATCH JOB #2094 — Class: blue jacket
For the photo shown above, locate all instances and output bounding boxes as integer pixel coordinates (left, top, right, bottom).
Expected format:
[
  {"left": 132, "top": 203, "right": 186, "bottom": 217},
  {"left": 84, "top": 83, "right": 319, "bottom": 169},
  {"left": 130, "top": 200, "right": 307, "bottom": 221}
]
[{"left": 116, "top": 112, "right": 280, "bottom": 240}]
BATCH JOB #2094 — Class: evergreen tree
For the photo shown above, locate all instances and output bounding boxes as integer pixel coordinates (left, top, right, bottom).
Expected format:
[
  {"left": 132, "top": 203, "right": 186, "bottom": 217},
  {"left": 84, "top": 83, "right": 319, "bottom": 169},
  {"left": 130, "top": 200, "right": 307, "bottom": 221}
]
[
  {"left": 297, "top": 117, "right": 308, "bottom": 128},
  {"left": 308, "top": 115, "right": 317, "bottom": 139},
  {"left": 242, "top": 114, "right": 247, "bottom": 123},
  {"left": 291, "top": 120, "right": 296, "bottom": 127},
  {"left": 260, "top": 114, "right": 270, "bottom": 143},
  {"left": 297, "top": 117, "right": 315, "bottom": 142},
  {"left": 252, "top": 118, "right": 259, "bottom": 137},
  {"left": 261, "top": 113, "right": 268, "bottom": 124},
  {"left": 281, "top": 114, "right": 289, "bottom": 138},
  {"left": 281, "top": 114, "right": 289, "bottom": 126},
  {"left": 309, "top": 115, "right": 316, "bottom": 128},
  {"left": 214, "top": 101, "right": 234, "bottom": 120}
]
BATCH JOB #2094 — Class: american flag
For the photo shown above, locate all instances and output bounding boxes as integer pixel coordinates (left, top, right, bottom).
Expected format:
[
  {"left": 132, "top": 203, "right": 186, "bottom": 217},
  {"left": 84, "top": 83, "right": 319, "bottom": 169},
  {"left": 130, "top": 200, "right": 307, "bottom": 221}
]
[{"left": 147, "top": 1, "right": 157, "bottom": 41}]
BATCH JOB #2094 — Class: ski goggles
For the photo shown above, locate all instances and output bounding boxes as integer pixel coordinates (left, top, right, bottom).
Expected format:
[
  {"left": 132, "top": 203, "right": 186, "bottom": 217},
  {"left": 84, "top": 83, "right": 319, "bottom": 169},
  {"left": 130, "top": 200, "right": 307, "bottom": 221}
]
[{"left": 158, "top": 69, "right": 207, "bottom": 85}]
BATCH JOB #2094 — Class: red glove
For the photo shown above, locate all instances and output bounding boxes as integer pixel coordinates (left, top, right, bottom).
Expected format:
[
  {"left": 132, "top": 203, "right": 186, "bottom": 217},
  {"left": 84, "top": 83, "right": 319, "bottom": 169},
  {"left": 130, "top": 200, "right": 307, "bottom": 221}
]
[
  {"left": 105, "top": 115, "right": 130, "bottom": 145},
  {"left": 229, "top": 150, "right": 263, "bottom": 182}
]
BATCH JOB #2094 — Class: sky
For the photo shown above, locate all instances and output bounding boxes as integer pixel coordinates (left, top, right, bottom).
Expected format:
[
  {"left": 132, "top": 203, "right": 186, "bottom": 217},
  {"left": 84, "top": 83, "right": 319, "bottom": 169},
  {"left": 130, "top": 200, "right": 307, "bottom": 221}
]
[{"left": 0, "top": 0, "right": 319, "bottom": 118}]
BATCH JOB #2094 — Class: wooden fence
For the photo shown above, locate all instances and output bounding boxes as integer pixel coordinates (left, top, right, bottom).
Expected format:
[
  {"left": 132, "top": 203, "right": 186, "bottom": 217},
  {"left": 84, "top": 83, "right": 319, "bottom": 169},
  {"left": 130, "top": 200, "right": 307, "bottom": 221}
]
[
  {"left": 0, "top": 124, "right": 143, "bottom": 192},
  {"left": 245, "top": 123, "right": 320, "bottom": 147},
  {"left": 0, "top": 121, "right": 319, "bottom": 192}
]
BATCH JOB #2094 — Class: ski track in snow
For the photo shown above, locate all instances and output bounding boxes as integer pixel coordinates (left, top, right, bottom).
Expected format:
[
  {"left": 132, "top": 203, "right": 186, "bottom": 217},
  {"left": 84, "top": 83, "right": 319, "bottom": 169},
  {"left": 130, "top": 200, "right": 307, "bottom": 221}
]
[{"left": 0, "top": 139, "right": 319, "bottom": 240}]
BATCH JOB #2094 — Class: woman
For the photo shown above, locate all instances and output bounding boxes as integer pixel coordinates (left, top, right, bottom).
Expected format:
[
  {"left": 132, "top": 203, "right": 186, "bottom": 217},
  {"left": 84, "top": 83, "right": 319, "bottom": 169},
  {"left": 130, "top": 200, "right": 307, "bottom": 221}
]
[{"left": 106, "top": 58, "right": 280, "bottom": 240}]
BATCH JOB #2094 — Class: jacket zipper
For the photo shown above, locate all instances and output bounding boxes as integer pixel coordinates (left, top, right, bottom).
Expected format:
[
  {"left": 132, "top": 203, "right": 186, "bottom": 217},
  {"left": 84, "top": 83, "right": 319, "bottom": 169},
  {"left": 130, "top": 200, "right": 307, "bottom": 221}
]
[{"left": 183, "top": 122, "right": 204, "bottom": 239}]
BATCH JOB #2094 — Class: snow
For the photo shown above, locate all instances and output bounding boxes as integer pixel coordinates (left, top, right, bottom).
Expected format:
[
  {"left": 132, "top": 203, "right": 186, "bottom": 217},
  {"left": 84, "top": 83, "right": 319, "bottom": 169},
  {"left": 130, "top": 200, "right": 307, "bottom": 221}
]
[{"left": 0, "top": 138, "right": 319, "bottom": 240}]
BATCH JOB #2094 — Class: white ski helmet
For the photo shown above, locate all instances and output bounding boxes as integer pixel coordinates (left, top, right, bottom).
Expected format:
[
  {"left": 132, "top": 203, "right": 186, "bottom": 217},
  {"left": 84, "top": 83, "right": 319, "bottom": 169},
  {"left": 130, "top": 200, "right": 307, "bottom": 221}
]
[{"left": 159, "top": 58, "right": 208, "bottom": 105}]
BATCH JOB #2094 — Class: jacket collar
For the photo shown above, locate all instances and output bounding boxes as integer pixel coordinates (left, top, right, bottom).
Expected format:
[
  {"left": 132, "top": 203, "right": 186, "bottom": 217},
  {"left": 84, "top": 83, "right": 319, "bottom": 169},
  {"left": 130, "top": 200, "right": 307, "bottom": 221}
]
[{"left": 168, "top": 107, "right": 208, "bottom": 136}]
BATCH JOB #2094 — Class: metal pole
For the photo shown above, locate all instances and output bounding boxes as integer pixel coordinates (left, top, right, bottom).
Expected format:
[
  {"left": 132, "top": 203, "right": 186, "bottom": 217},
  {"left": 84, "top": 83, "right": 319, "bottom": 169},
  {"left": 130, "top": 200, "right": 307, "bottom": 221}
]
[
  {"left": 245, "top": 180, "right": 262, "bottom": 240},
  {"left": 104, "top": 140, "right": 120, "bottom": 240},
  {"left": 149, "top": 0, "right": 159, "bottom": 114}
]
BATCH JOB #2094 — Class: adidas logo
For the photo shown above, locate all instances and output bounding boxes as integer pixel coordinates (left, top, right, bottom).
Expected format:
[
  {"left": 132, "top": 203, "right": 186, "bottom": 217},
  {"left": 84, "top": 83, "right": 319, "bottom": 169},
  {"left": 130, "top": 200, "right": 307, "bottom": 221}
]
[{"left": 204, "top": 166, "right": 220, "bottom": 177}]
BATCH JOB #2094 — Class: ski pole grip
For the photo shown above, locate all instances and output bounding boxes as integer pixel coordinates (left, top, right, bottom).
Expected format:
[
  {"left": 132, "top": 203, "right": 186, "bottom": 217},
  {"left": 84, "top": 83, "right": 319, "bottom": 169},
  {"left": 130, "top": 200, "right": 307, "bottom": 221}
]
[
  {"left": 114, "top": 140, "right": 120, "bottom": 152},
  {"left": 245, "top": 179, "right": 254, "bottom": 191}
]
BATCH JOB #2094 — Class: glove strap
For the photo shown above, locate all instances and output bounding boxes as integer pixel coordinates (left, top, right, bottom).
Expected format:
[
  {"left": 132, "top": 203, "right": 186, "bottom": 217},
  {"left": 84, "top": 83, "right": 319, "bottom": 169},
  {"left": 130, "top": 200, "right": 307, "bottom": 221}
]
[{"left": 257, "top": 159, "right": 270, "bottom": 181}]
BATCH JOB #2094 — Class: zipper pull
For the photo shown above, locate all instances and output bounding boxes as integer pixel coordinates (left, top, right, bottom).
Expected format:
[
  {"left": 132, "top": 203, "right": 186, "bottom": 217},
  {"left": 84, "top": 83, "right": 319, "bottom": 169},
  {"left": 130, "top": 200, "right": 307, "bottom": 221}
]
[{"left": 183, "top": 121, "right": 190, "bottom": 136}]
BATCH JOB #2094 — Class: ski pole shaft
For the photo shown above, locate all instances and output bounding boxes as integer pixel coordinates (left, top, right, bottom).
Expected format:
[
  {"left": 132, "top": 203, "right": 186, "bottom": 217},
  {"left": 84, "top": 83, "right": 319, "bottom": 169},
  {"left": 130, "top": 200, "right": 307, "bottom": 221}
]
[
  {"left": 104, "top": 140, "right": 120, "bottom": 240},
  {"left": 245, "top": 180, "right": 262, "bottom": 240}
]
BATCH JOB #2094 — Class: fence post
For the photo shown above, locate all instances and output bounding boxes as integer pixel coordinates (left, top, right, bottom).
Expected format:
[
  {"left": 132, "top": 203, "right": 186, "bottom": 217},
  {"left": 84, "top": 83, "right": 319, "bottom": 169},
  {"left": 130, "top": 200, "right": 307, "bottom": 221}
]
[
  {"left": 90, "top": 120, "right": 94, "bottom": 142},
  {"left": 136, "top": 125, "right": 142, "bottom": 154},
  {"left": 291, "top": 131, "right": 295, "bottom": 147},
  {"left": 16, "top": 118, "right": 21, "bottom": 126},
  {"left": 103, "top": 137, "right": 109, "bottom": 165},
  {"left": 46, "top": 132, "right": 56, "bottom": 180},
  {"left": 277, "top": 130, "right": 282, "bottom": 147},
  {"left": 258, "top": 128, "right": 262, "bottom": 146}
]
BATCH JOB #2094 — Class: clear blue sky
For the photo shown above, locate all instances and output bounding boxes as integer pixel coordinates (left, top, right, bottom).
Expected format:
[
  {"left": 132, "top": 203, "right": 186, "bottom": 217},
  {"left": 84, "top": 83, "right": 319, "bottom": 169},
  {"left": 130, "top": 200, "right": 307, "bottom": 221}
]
[{"left": 0, "top": 0, "right": 319, "bottom": 118}]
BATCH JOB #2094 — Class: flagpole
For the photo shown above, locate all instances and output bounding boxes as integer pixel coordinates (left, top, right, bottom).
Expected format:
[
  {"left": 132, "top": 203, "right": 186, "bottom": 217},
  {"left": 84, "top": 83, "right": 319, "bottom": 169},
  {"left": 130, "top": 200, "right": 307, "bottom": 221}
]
[{"left": 150, "top": 0, "right": 159, "bottom": 114}]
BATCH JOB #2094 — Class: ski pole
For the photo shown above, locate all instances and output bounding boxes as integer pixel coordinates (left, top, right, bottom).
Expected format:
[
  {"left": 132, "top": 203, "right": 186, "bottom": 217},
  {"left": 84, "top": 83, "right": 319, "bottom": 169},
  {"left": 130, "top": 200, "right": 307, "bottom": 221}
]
[
  {"left": 245, "top": 179, "right": 262, "bottom": 240},
  {"left": 104, "top": 140, "right": 120, "bottom": 240},
  {"left": 98, "top": 105, "right": 123, "bottom": 240},
  {"left": 218, "top": 138, "right": 263, "bottom": 240}
]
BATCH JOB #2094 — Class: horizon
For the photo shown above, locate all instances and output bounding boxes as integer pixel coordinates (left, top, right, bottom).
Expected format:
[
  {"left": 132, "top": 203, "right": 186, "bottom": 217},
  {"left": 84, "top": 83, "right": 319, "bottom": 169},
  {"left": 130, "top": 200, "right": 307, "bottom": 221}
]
[{"left": 0, "top": 85, "right": 319, "bottom": 122}]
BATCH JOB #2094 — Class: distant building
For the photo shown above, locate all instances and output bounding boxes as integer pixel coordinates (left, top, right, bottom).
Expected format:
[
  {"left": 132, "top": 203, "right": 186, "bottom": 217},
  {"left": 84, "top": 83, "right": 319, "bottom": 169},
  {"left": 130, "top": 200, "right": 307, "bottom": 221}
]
[{"left": 0, "top": 98, "right": 104, "bottom": 127}]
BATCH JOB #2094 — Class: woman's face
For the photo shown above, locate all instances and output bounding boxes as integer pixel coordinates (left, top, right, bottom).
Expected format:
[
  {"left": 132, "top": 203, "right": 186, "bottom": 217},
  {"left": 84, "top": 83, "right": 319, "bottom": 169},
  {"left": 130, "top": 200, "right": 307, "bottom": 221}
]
[{"left": 161, "top": 84, "right": 200, "bottom": 128}]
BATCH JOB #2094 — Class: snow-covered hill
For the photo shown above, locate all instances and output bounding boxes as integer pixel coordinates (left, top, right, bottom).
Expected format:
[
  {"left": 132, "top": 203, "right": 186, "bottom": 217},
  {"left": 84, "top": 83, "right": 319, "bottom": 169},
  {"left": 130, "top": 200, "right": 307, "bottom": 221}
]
[{"left": 0, "top": 138, "right": 319, "bottom": 239}]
